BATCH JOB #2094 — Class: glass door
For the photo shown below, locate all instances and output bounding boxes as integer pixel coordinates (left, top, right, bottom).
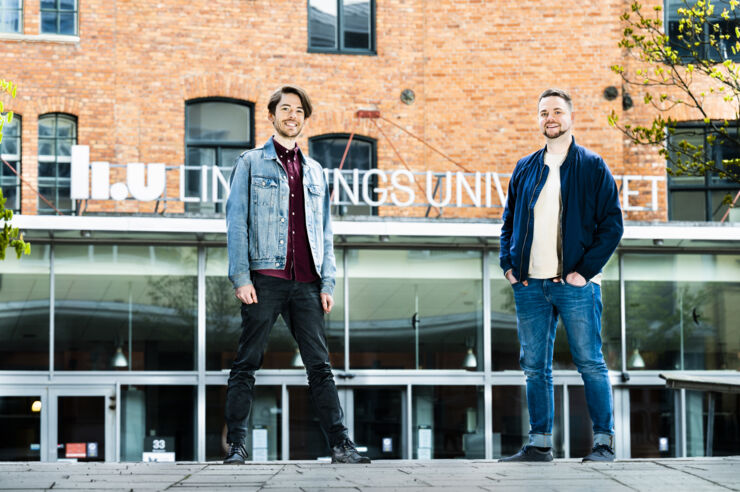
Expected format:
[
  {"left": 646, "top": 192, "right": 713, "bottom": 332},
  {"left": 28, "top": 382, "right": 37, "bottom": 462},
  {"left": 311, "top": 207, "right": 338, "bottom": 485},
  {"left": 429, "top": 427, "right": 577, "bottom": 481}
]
[{"left": 49, "top": 387, "right": 116, "bottom": 462}]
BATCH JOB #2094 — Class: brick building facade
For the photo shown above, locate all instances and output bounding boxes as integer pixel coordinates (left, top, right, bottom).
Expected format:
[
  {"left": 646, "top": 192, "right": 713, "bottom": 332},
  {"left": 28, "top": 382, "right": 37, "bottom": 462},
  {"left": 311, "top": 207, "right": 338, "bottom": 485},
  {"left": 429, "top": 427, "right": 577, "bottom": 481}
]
[{"left": 1, "top": 0, "right": 671, "bottom": 220}]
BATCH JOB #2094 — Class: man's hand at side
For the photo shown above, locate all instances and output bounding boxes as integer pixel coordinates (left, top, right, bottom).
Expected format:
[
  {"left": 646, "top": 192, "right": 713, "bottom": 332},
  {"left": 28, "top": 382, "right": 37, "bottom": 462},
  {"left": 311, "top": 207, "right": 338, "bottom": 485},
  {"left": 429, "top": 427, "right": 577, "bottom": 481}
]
[
  {"left": 235, "top": 284, "right": 258, "bottom": 304},
  {"left": 505, "top": 269, "right": 528, "bottom": 287},
  {"left": 565, "top": 271, "right": 587, "bottom": 287},
  {"left": 320, "top": 293, "right": 334, "bottom": 314}
]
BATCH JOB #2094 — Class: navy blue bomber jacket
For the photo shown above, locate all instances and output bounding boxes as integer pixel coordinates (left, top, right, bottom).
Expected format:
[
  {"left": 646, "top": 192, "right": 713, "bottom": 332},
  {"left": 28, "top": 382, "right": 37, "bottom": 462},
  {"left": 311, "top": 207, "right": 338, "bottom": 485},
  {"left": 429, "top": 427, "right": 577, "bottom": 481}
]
[{"left": 499, "top": 138, "right": 624, "bottom": 282}]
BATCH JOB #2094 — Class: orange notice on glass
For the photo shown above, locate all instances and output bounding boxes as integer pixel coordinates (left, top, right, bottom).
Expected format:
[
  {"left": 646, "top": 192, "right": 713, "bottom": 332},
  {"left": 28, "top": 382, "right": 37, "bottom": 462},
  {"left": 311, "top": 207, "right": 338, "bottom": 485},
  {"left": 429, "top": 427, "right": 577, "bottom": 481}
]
[{"left": 66, "top": 443, "right": 87, "bottom": 458}]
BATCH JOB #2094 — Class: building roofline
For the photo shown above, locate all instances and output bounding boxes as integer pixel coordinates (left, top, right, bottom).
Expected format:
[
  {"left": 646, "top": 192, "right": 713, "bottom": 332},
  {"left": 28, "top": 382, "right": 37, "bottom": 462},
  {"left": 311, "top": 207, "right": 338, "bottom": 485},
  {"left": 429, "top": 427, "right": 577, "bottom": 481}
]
[{"left": 11, "top": 214, "right": 740, "bottom": 241}]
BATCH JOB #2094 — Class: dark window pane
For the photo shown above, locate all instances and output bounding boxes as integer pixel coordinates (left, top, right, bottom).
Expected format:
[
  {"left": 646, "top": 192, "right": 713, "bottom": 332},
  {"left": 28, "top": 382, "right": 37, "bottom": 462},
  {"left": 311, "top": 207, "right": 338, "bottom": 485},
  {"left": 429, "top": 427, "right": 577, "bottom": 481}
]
[
  {"left": 120, "top": 386, "right": 196, "bottom": 461},
  {"left": 309, "top": 0, "right": 337, "bottom": 49},
  {"left": 38, "top": 161, "right": 55, "bottom": 177},
  {"left": 58, "top": 12, "right": 75, "bottom": 34},
  {"left": 58, "top": 162, "right": 70, "bottom": 178},
  {"left": 58, "top": 397, "right": 105, "bottom": 461},
  {"left": 710, "top": 190, "right": 733, "bottom": 221},
  {"left": 56, "top": 117, "right": 74, "bottom": 138},
  {"left": 205, "top": 386, "right": 282, "bottom": 461},
  {"left": 413, "top": 386, "right": 485, "bottom": 459},
  {"left": 59, "top": 0, "right": 75, "bottom": 10},
  {"left": 354, "top": 387, "right": 405, "bottom": 459},
  {"left": 0, "top": 397, "right": 42, "bottom": 461},
  {"left": 56, "top": 187, "right": 72, "bottom": 211},
  {"left": 38, "top": 140, "right": 54, "bottom": 157},
  {"left": 57, "top": 140, "right": 71, "bottom": 158},
  {"left": 40, "top": 0, "right": 56, "bottom": 9},
  {"left": 186, "top": 102, "right": 250, "bottom": 142},
  {"left": 630, "top": 388, "right": 677, "bottom": 457},
  {"left": 40, "top": 12, "right": 58, "bottom": 33},
  {"left": 342, "top": 0, "right": 370, "bottom": 50},
  {"left": 670, "top": 191, "right": 706, "bottom": 221}
]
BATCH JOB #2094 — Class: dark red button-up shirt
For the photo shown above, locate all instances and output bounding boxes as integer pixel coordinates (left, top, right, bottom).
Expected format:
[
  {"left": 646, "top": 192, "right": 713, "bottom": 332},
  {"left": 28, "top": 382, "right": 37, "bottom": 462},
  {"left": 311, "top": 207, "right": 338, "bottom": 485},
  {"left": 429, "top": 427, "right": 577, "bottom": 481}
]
[{"left": 256, "top": 138, "right": 319, "bottom": 283}]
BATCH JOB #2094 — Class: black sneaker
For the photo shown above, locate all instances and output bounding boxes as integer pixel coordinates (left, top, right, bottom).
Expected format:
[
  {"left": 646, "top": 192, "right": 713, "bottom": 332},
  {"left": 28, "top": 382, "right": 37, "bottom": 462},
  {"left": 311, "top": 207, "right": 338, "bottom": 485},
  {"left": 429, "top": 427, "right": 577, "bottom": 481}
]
[
  {"left": 582, "top": 444, "right": 615, "bottom": 462},
  {"left": 223, "top": 442, "right": 248, "bottom": 464},
  {"left": 331, "top": 438, "right": 371, "bottom": 464},
  {"left": 498, "top": 445, "right": 553, "bottom": 462}
]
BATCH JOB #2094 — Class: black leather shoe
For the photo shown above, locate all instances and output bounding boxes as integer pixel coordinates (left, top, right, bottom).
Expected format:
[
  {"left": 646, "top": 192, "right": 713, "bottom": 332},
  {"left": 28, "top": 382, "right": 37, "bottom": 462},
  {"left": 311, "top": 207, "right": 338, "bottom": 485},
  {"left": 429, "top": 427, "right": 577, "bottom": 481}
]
[
  {"left": 499, "top": 445, "right": 553, "bottom": 462},
  {"left": 582, "top": 444, "right": 615, "bottom": 462},
  {"left": 223, "top": 442, "right": 248, "bottom": 464},
  {"left": 331, "top": 438, "right": 371, "bottom": 464}
]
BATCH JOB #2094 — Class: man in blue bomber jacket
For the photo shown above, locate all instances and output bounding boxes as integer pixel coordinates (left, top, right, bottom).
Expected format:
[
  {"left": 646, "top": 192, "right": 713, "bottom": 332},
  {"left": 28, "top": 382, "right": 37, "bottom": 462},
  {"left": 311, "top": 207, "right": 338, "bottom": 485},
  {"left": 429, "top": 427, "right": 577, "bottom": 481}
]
[
  {"left": 223, "top": 85, "right": 369, "bottom": 465},
  {"left": 499, "top": 88, "right": 623, "bottom": 463}
]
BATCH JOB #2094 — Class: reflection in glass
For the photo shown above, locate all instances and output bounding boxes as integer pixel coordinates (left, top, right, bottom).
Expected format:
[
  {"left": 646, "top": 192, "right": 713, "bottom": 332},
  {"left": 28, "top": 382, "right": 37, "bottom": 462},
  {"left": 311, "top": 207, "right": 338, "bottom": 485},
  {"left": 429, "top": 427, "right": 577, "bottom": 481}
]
[
  {"left": 185, "top": 100, "right": 252, "bottom": 215},
  {"left": 353, "top": 387, "right": 404, "bottom": 459},
  {"left": 120, "top": 385, "right": 195, "bottom": 461},
  {"left": 54, "top": 245, "right": 197, "bottom": 371},
  {"left": 205, "top": 248, "right": 344, "bottom": 370},
  {"left": 309, "top": 135, "right": 375, "bottom": 216},
  {"left": 58, "top": 396, "right": 104, "bottom": 461},
  {"left": 567, "top": 386, "right": 593, "bottom": 458},
  {"left": 0, "top": 245, "right": 50, "bottom": 370},
  {"left": 492, "top": 386, "right": 563, "bottom": 458},
  {"left": 629, "top": 388, "right": 676, "bottom": 458},
  {"left": 413, "top": 386, "right": 484, "bottom": 459},
  {"left": 685, "top": 390, "right": 740, "bottom": 457},
  {"left": 490, "top": 253, "right": 620, "bottom": 371},
  {"left": 343, "top": 0, "right": 371, "bottom": 50},
  {"left": 206, "top": 386, "right": 281, "bottom": 461},
  {"left": 0, "top": 115, "right": 21, "bottom": 211},
  {"left": 289, "top": 385, "right": 331, "bottom": 459},
  {"left": 309, "top": 0, "right": 337, "bottom": 49},
  {"left": 348, "top": 249, "right": 482, "bottom": 370},
  {"left": 0, "top": 396, "right": 41, "bottom": 461},
  {"left": 625, "top": 254, "right": 740, "bottom": 371}
]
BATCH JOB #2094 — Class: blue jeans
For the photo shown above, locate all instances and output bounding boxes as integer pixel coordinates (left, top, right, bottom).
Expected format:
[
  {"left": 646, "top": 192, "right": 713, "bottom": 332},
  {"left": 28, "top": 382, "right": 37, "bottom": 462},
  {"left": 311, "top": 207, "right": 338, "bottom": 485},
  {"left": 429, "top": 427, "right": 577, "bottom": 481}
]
[{"left": 512, "top": 278, "right": 614, "bottom": 448}]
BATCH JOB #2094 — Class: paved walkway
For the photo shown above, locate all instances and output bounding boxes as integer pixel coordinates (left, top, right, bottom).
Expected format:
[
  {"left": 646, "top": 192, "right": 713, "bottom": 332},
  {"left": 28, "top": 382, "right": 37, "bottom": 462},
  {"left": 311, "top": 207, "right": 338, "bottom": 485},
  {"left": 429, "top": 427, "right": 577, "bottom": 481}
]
[{"left": 0, "top": 458, "right": 738, "bottom": 491}]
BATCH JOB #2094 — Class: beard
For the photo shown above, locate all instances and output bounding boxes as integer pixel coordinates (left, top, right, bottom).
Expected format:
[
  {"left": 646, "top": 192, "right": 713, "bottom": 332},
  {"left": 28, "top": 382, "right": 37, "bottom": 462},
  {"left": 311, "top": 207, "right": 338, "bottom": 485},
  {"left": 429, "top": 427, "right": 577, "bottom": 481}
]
[
  {"left": 274, "top": 120, "right": 303, "bottom": 138},
  {"left": 542, "top": 125, "right": 569, "bottom": 139}
]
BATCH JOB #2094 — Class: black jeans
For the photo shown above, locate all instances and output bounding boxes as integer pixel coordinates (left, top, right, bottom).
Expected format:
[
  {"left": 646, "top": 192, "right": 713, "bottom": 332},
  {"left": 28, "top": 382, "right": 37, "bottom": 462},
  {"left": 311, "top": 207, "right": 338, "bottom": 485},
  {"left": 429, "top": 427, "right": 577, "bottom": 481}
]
[{"left": 224, "top": 272, "right": 348, "bottom": 447}]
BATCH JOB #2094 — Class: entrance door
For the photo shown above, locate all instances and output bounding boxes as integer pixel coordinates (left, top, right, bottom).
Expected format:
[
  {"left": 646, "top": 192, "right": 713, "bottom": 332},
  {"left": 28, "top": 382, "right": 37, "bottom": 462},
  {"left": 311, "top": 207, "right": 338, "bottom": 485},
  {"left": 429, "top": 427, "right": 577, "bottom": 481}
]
[
  {"left": 49, "top": 387, "right": 116, "bottom": 462},
  {"left": 345, "top": 387, "right": 407, "bottom": 460}
]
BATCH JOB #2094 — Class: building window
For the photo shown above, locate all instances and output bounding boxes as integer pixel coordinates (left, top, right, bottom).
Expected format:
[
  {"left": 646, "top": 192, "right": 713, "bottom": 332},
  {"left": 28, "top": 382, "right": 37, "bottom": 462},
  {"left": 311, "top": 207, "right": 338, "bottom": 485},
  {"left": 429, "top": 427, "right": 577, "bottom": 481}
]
[
  {"left": 309, "top": 134, "right": 376, "bottom": 216},
  {"left": 184, "top": 98, "right": 253, "bottom": 215},
  {"left": 667, "top": 123, "right": 740, "bottom": 221},
  {"left": 308, "top": 0, "right": 375, "bottom": 54},
  {"left": 666, "top": 0, "right": 740, "bottom": 62},
  {"left": 0, "top": 0, "right": 23, "bottom": 33},
  {"left": 40, "top": 0, "right": 77, "bottom": 35},
  {"left": 1, "top": 114, "right": 21, "bottom": 212},
  {"left": 38, "top": 113, "right": 76, "bottom": 215}
]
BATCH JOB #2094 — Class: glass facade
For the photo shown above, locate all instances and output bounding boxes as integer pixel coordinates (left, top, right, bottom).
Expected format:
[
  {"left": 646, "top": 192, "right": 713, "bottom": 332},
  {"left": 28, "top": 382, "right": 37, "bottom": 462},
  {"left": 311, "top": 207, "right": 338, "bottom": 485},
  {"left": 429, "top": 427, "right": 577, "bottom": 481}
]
[
  {"left": 348, "top": 249, "right": 482, "bottom": 370},
  {"left": 624, "top": 254, "right": 740, "bottom": 371},
  {"left": 1, "top": 240, "right": 739, "bottom": 461},
  {"left": 54, "top": 245, "right": 198, "bottom": 371}
]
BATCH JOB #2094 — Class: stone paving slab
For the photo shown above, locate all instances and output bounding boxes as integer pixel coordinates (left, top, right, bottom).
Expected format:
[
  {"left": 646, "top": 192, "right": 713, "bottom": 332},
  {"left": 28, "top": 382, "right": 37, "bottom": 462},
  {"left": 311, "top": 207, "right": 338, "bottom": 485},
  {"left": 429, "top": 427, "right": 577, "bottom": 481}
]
[{"left": 0, "top": 458, "right": 738, "bottom": 491}]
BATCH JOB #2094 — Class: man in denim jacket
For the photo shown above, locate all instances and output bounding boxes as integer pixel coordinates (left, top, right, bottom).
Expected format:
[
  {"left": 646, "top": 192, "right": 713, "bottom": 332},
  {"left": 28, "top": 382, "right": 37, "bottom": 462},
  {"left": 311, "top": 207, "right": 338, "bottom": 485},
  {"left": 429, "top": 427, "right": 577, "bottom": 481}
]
[
  {"left": 499, "top": 89, "right": 623, "bottom": 463},
  {"left": 224, "top": 86, "right": 369, "bottom": 464}
]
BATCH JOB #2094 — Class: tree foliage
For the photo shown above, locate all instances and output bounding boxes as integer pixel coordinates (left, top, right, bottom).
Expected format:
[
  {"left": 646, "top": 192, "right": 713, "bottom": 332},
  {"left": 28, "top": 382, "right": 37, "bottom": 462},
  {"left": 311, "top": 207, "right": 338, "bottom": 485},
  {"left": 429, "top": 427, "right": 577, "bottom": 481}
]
[
  {"left": 1, "top": 188, "right": 30, "bottom": 260},
  {"left": 610, "top": 0, "right": 740, "bottom": 188}
]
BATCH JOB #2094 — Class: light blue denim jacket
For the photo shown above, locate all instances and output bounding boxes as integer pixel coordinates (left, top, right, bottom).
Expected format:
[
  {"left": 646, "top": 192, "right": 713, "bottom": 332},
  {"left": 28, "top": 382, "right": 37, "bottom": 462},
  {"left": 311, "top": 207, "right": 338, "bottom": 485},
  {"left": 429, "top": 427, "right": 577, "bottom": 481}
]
[{"left": 226, "top": 137, "right": 336, "bottom": 296}]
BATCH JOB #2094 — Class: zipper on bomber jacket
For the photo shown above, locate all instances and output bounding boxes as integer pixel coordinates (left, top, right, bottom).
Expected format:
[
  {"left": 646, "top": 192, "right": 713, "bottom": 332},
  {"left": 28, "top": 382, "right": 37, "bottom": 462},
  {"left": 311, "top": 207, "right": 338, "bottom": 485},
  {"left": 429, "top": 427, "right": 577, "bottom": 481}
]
[{"left": 518, "top": 160, "right": 546, "bottom": 281}]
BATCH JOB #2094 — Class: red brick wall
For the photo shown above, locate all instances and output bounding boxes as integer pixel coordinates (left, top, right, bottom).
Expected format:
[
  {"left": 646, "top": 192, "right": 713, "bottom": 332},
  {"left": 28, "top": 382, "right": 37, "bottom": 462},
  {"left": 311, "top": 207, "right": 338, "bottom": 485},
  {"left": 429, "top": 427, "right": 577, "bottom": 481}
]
[{"left": 0, "top": 0, "right": 668, "bottom": 220}]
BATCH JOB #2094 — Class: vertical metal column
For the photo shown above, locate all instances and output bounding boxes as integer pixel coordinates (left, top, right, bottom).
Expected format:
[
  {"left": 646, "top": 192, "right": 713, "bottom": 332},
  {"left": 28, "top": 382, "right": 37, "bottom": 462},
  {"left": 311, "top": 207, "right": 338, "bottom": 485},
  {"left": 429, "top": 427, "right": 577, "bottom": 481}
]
[
  {"left": 482, "top": 249, "right": 493, "bottom": 459},
  {"left": 343, "top": 249, "right": 350, "bottom": 372},
  {"left": 563, "top": 384, "right": 570, "bottom": 458},
  {"left": 406, "top": 383, "right": 413, "bottom": 460},
  {"left": 613, "top": 387, "right": 631, "bottom": 459},
  {"left": 281, "top": 385, "right": 290, "bottom": 460},
  {"left": 619, "top": 252, "right": 627, "bottom": 375},
  {"left": 196, "top": 247, "right": 206, "bottom": 462},
  {"left": 49, "top": 244, "right": 55, "bottom": 378}
]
